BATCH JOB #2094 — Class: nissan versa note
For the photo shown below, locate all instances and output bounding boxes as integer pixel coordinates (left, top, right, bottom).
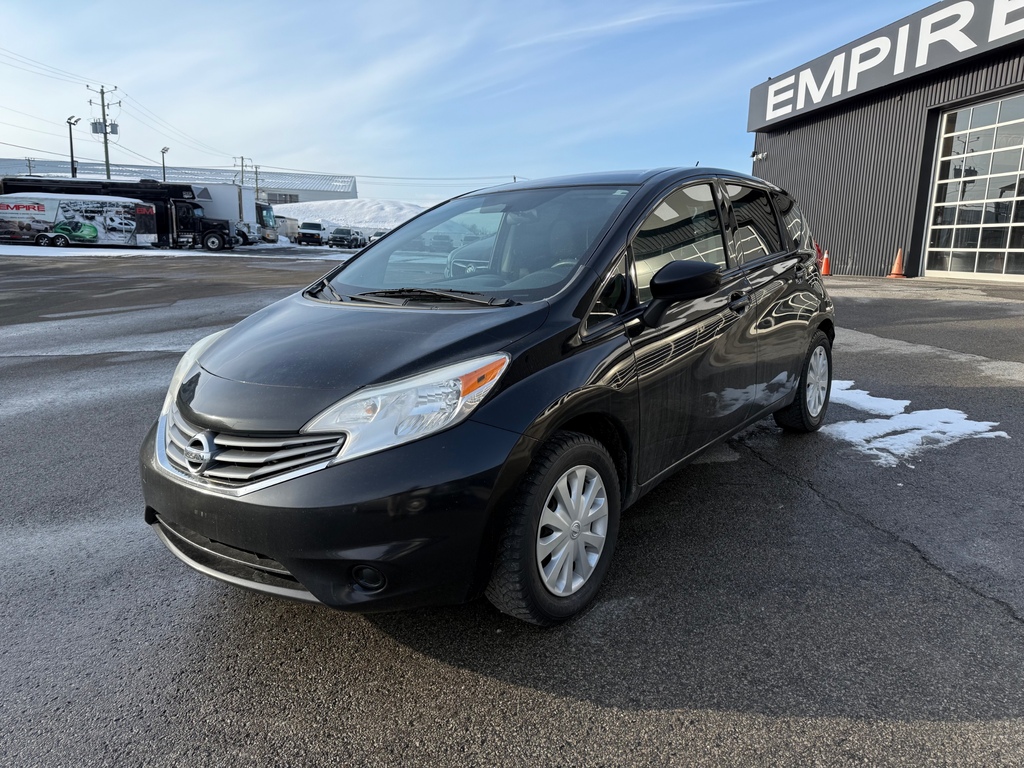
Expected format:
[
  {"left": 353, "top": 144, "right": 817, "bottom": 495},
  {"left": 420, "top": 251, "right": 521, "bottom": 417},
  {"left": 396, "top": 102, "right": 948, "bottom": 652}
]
[{"left": 140, "top": 168, "right": 835, "bottom": 626}]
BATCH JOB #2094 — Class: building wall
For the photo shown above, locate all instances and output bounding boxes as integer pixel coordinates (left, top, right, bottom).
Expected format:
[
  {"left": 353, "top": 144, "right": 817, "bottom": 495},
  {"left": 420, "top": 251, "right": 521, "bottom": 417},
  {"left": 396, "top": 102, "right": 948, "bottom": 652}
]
[{"left": 752, "top": 47, "right": 1024, "bottom": 277}]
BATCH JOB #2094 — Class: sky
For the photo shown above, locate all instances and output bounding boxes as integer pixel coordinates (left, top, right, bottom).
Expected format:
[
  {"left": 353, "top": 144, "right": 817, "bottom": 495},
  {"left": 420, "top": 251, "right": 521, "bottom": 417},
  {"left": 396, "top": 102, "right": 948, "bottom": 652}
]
[{"left": 1, "top": 0, "right": 927, "bottom": 203}]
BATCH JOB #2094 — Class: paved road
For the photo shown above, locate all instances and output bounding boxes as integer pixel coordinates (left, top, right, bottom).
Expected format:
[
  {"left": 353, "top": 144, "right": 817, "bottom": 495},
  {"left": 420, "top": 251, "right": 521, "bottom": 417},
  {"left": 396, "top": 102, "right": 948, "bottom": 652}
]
[{"left": 1, "top": 252, "right": 1022, "bottom": 766}]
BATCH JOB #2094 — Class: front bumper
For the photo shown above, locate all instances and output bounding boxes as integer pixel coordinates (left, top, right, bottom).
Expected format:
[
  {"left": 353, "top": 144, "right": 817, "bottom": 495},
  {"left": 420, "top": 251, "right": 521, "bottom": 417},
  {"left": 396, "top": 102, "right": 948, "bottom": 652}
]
[{"left": 140, "top": 418, "right": 533, "bottom": 612}]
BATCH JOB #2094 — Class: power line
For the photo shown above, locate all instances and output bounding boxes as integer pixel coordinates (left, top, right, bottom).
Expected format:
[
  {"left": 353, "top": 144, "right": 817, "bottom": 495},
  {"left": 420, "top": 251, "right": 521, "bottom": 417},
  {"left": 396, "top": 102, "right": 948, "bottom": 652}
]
[
  {"left": 0, "top": 55, "right": 88, "bottom": 86},
  {"left": 0, "top": 104, "right": 68, "bottom": 128},
  {"left": 0, "top": 139, "right": 104, "bottom": 163},
  {"left": 0, "top": 47, "right": 230, "bottom": 160},
  {"left": 0, "top": 119, "right": 74, "bottom": 141},
  {"left": 119, "top": 90, "right": 230, "bottom": 156},
  {"left": 0, "top": 46, "right": 97, "bottom": 84}
]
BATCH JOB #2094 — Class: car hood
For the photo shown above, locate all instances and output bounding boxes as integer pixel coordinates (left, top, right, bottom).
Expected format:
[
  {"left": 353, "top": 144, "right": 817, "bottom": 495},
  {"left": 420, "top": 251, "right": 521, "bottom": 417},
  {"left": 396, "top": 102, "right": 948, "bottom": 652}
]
[{"left": 181, "top": 292, "right": 549, "bottom": 433}]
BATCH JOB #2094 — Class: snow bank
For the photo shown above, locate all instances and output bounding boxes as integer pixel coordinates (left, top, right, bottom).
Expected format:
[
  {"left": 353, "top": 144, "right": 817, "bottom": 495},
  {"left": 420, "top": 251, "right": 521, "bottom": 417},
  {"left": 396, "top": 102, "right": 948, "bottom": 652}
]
[{"left": 273, "top": 198, "right": 425, "bottom": 232}]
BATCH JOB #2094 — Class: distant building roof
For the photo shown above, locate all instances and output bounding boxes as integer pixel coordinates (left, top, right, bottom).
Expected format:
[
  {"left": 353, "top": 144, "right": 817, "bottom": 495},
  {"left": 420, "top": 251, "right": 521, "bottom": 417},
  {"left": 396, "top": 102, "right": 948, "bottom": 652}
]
[{"left": 0, "top": 158, "right": 356, "bottom": 195}]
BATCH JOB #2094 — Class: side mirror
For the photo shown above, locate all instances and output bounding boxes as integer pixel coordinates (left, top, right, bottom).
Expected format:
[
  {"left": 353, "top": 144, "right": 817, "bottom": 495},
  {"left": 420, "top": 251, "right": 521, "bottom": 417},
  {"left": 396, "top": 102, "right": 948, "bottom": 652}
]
[{"left": 642, "top": 260, "right": 721, "bottom": 328}]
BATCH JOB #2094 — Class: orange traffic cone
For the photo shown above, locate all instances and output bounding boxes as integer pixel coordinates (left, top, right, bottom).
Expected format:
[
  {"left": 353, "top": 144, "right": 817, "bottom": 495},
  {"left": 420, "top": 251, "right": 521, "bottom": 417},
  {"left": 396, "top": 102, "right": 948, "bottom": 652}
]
[
  {"left": 888, "top": 247, "right": 906, "bottom": 278},
  {"left": 821, "top": 250, "right": 831, "bottom": 276}
]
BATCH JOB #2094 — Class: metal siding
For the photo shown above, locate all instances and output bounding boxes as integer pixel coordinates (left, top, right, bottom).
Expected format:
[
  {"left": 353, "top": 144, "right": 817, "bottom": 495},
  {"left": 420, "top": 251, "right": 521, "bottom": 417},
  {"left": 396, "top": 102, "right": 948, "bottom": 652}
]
[{"left": 752, "top": 48, "right": 1024, "bottom": 277}]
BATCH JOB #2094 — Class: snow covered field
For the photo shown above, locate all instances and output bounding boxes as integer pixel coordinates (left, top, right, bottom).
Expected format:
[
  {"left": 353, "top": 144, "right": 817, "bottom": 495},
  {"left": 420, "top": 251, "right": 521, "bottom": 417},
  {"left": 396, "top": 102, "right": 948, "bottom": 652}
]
[{"left": 273, "top": 198, "right": 425, "bottom": 231}]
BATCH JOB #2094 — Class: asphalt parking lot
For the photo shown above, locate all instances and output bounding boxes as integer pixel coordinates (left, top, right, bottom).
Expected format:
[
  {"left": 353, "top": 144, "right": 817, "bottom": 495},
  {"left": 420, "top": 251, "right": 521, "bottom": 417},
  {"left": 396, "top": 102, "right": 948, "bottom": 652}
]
[{"left": 1, "top": 248, "right": 1022, "bottom": 766}]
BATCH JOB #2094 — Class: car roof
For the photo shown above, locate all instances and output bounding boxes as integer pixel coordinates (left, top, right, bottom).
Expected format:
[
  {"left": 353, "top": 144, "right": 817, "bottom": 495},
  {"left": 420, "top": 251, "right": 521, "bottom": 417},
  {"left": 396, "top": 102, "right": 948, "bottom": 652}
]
[{"left": 465, "top": 167, "right": 773, "bottom": 195}]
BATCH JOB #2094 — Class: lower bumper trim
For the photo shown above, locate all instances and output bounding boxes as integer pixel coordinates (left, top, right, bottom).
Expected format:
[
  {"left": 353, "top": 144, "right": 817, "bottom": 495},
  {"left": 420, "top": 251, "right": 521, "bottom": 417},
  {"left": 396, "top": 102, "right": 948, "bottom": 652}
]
[{"left": 152, "top": 514, "right": 320, "bottom": 604}]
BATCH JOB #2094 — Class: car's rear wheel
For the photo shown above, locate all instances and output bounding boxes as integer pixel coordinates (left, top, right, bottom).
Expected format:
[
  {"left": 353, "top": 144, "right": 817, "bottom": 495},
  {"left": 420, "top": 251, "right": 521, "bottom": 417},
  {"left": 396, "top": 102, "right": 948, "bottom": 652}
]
[
  {"left": 773, "top": 329, "right": 832, "bottom": 432},
  {"left": 486, "top": 431, "right": 620, "bottom": 626},
  {"left": 52, "top": 235, "right": 70, "bottom": 248}
]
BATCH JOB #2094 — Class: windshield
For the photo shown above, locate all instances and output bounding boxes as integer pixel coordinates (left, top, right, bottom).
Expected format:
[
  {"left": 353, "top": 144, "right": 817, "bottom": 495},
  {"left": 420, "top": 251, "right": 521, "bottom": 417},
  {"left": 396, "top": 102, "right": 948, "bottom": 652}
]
[
  {"left": 257, "top": 203, "right": 276, "bottom": 228},
  {"left": 328, "top": 185, "right": 635, "bottom": 304}
]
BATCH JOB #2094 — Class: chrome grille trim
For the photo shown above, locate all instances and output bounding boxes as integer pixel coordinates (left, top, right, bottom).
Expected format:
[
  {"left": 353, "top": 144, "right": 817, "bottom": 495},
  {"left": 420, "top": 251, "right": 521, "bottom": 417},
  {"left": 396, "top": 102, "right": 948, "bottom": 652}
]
[{"left": 155, "top": 407, "right": 346, "bottom": 498}]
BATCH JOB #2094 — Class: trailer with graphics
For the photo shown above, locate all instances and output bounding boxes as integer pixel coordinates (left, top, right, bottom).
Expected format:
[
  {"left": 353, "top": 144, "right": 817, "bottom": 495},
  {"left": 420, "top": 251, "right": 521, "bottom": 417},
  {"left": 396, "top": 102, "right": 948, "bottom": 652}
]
[
  {"left": 0, "top": 193, "right": 158, "bottom": 247},
  {"left": 0, "top": 177, "right": 235, "bottom": 251}
]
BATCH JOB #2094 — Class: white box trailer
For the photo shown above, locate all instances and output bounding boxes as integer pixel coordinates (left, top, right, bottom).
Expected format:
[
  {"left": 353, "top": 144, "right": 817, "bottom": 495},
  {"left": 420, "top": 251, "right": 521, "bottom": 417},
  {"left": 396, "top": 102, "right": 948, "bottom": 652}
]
[
  {"left": 0, "top": 193, "right": 158, "bottom": 247},
  {"left": 189, "top": 184, "right": 276, "bottom": 245}
]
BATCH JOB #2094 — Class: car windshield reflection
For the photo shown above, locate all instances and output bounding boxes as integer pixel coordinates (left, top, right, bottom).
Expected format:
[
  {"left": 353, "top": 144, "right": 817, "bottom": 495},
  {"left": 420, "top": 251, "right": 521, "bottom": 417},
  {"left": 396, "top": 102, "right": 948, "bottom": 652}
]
[{"left": 328, "top": 185, "right": 636, "bottom": 303}]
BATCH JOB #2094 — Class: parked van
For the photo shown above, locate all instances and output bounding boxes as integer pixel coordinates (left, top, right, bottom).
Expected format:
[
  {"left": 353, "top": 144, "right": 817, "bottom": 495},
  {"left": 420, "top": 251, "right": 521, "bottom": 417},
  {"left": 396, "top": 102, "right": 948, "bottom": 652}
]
[{"left": 296, "top": 220, "right": 333, "bottom": 246}]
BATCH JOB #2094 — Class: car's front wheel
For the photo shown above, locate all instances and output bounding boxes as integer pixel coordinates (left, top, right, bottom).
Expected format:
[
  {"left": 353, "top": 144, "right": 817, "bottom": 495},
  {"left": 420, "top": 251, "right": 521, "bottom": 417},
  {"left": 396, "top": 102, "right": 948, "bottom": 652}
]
[
  {"left": 486, "top": 431, "right": 620, "bottom": 626},
  {"left": 773, "top": 329, "right": 832, "bottom": 432}
]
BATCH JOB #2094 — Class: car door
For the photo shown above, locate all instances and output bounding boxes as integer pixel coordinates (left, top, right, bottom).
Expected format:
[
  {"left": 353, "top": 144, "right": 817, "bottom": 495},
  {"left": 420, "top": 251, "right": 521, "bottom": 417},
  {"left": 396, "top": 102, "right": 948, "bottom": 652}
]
[
  {"left": 719, "top": 182, "right": 819, "bottom": 413},
  {"left": 626, "top": 181, "right": 758, "bottom": 485}
]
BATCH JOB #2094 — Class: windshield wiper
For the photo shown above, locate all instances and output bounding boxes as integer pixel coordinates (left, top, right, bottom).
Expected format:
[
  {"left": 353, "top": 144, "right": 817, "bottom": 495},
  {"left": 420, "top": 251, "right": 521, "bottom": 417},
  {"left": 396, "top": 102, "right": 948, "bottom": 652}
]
[
  {"left": 313, "top": 276, "right": 344, "bottom": 302},
  {"left": 357, "top": 288, "right": 518, "bottom": 306}
]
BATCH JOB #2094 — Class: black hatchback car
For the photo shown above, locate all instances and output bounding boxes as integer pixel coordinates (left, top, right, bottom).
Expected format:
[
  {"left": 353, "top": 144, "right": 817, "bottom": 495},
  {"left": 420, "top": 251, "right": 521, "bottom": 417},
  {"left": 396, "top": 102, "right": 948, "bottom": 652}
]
[{"left": 140, "top": 168, "right": 835, "bottom": 625}]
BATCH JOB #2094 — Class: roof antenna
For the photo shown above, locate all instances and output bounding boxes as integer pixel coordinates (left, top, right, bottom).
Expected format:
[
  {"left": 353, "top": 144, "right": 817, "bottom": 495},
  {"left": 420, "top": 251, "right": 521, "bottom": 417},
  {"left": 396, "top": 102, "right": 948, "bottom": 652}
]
[{"left": 695, "top": 161, "right": 700, "bottom": 167}]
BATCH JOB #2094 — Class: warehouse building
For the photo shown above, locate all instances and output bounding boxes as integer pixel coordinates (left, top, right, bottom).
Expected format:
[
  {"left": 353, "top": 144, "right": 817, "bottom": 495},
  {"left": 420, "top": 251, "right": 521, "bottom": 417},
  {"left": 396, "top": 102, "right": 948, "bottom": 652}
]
[{"left": 749, "top": 0, "right": 1024, "bottom": 281}]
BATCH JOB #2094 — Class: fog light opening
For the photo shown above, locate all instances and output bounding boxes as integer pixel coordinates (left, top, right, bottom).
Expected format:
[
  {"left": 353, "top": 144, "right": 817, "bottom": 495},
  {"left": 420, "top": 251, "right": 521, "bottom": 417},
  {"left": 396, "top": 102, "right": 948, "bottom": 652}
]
[{"left": 351, "top": 564, "right": 387, "bottom": 592}]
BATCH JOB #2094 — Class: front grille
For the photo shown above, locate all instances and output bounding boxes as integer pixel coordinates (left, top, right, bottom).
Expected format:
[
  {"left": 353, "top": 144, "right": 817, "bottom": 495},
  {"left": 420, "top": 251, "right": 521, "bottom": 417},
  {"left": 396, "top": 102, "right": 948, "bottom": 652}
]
[{"left": 165, "top": 403, "right": 345, "bottom": 488}]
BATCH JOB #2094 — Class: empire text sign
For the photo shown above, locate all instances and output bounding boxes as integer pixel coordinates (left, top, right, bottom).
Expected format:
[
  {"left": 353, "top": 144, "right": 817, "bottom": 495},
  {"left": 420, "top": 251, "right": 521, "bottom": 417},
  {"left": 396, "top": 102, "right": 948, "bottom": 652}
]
[{"left": 748, "top": 0, "right": 1024, "bottom": 132}]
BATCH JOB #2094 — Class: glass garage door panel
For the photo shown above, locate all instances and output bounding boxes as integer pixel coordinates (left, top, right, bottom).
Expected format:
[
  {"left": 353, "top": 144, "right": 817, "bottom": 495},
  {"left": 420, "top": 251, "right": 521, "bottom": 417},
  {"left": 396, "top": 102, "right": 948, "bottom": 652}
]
[{"left": 927, "top": 92, "right": 1024, "bottom": 279}]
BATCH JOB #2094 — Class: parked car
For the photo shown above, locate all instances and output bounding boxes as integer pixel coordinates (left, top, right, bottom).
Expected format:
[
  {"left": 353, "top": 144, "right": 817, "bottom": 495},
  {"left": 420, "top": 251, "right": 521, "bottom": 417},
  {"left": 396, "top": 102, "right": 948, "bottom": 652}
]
[
  {"left": 428, "top": 233, "right": 454, "bottom": 252},
  {"left": 140, "top": 168, "right": 834, "bottom": 626},
  {"left": 296, "top": 221, "right": 331, "bottom": 246},
  {"left": 328, "top": 227, "right": 359, "bottom": 248},
  {"left": 368, "top": 230, "right": 388, "bottom": 243}
]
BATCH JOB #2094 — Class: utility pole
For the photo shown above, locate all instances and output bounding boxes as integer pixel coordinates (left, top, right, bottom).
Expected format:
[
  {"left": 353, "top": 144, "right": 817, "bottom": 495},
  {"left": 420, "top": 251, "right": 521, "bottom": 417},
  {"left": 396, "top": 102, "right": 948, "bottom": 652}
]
[
  {"left": 254, "top": 165, "right": 260, "bottom": 198},
  {"left": 25, "top": 157, "right": 34, "bottom": 174},
  {"left": 234, "top": 156, "right": 252, "bottom": 186},
  {"left": 87, "top": 85, "right": 121, "bottom": 179}
]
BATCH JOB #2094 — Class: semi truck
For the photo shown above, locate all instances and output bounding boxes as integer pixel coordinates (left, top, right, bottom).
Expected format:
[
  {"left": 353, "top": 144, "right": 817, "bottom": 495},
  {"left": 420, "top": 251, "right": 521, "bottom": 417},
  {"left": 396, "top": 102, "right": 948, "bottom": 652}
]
[
  {"left": 0, "top": 177, "right": 237, "bottom": 251},
  {"left": 189, "top": 183, "right": 279, "bottom": 244},
  {"left": 0, "top": 192, "right": 158, "bottom": 247}
]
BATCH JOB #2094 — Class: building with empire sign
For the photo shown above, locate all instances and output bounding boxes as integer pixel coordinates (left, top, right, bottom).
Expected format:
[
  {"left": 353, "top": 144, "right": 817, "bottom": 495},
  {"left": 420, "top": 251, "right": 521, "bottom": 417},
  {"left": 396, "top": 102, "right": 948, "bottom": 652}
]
[{"left": 749, "top": 0, "right": 1024, "bottom": 281}]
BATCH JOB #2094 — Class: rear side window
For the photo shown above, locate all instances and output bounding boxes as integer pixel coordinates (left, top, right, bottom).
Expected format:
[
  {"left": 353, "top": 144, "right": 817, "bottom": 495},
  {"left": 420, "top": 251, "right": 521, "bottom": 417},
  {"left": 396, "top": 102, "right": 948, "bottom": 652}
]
[
  {"left": 773, "top": 192, "right": 812, "bottom": 251},
  {"left": 724, "top": 185, "right": 783, "bottom": 264},
  {"left": 632, "top": 183, "right": 726, "bottom": 303}
]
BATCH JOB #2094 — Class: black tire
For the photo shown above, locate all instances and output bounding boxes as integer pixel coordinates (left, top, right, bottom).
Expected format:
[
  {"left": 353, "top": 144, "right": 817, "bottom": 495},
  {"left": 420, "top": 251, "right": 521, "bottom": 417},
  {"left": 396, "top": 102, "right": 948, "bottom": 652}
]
[
  {"left": 35, "top": 234, "right": 51, "bottom": 247},
  {"left": 773, "top": 329, "right": 832, "bottom": 432},
  {"left": 202, "top": 231, "right": 225, "bottom": 251},
  {"left": 52, "top": 235, "right": 70, "bottom": 248},
  {"left": 486, "top": 431, "right": 620, "bottom": 626}
]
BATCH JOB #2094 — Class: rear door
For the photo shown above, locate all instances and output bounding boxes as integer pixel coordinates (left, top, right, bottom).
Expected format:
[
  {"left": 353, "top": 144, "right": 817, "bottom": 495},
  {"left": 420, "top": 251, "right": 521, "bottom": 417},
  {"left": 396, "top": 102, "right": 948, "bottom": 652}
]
[
  {"left": 627, "top": 181, "right": 758, "bottom": 484},
  {"left": 719, "top": 182, "right": 819, "bottom": 414}
]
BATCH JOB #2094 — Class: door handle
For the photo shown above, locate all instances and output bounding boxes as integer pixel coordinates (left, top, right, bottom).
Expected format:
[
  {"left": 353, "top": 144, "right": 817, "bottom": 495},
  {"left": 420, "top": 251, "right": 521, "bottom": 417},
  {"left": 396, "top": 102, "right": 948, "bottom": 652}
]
[{"left": 728, "top": 293, "right": 751, "bottom": 313}]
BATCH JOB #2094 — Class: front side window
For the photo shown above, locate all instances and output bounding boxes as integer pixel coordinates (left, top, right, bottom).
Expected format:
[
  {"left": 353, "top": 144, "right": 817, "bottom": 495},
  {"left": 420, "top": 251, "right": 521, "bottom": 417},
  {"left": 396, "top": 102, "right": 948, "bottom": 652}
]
[
  {"left": 725, "top": 185, "right": 783, "bottom": 264},
  {"left": 631, "top": 183, "right": 726, "bottom": 303}
]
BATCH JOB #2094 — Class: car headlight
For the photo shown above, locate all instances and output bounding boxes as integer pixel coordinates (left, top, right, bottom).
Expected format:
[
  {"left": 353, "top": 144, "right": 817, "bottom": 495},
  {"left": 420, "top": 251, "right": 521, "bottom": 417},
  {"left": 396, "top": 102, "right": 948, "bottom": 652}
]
[
  {"left": 160, "top": 329, "right": 229, "bottom": 417},
  {"left": 303, "top": 353, "right": 511, "bottom": 462}
]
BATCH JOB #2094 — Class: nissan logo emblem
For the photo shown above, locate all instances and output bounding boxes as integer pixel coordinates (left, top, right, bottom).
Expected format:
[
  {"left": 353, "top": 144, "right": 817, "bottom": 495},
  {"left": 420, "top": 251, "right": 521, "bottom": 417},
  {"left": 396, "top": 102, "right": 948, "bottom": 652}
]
[{"left": 183, "top": 432, "right": 217, "bottom": 475}]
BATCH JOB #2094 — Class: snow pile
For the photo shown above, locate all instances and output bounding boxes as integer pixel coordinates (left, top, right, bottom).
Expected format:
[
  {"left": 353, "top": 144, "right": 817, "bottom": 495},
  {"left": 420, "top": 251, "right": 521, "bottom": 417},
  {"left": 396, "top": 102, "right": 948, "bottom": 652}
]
[{"left": 273, "top": 198, "right": 425, "bottom": 232}]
